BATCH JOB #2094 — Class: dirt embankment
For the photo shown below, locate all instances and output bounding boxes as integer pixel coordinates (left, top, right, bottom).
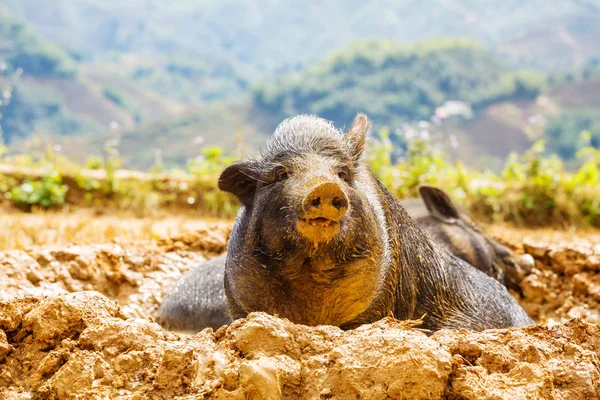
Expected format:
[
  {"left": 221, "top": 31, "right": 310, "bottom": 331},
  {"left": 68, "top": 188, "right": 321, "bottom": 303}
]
[
  {"left": 1, "top": 293, "right": 598, "bottom": 399},
  {"left": 0, "top": 223, "right": 230, "bottom": 320},
  {"left": 490, "top": 227, "right": 600, "bottom": 325},
  {"left": 0, "top": 224, "right": 599, "bottom": 399}
]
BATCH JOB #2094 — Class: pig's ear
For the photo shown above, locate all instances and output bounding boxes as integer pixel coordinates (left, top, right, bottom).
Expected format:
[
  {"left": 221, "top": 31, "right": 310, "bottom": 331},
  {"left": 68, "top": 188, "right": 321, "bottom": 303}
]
[
  {"left": 345, "top": 113, "right": 370, "bottom": 160},
  {"left": 218, "top": 160, "right": 259, "bottom": 207},
  {"left": 419, "top": 185, "right": 460, "bottom": 223}
]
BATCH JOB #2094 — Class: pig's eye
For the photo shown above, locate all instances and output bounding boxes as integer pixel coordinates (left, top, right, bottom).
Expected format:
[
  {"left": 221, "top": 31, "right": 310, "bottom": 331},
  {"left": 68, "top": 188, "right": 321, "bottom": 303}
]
[
  {"left": 277, "top": 171, "right": 289, "bottom": 182},
  {"left": 338, "top": 171, "right": 348, "bottom": 181}
]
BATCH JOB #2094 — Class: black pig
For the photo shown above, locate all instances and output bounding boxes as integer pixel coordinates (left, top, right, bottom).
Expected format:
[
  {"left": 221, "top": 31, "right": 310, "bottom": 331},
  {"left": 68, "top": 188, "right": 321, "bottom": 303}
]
[
  {"left": 402, "top": 185, "right": 535, "bottom": 291},
  {"left": 157, "top": 187, "right": 535, "bottom": 332},
  {"left": 216, "top": 114, "right": 532, "bottom": 331}
]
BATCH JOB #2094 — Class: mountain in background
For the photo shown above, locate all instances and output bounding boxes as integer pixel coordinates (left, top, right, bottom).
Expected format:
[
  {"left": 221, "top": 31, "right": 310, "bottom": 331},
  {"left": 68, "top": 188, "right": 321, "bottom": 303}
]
[
  {"left": 0, "top": 0, "right": 599, "bottom": 170},
  {"left": 3, "top": 0, "right": 600, "bottom": 72}
]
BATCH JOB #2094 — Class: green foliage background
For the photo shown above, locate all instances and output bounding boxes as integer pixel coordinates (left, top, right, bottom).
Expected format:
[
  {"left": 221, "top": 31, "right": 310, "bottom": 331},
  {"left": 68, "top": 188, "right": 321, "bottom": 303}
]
[
  {"left": 0, "top": 6, "right": 598, "bottom": 171},
  {"left": 0, "top": 1, "right": 598, "bottom": 228},
  {"left": 1, "top": 128, "right": 599, "bottom": 227},
  {"left": 253, "top": 39, "right": 546, "bottom": 131}
]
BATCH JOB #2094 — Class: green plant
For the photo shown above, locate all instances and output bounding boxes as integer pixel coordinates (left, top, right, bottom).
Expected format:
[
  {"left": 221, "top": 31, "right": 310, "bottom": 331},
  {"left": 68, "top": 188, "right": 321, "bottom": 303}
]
[
  {"left": 187, "top": 146, "right": 234, "bottom": 183},
  {"left": 85, "top": 156, "right": 104, "bottom": 170},
  {"left": 0, "top": 124, "right": 599, "bottom": 226},
  {"left": 9, "top": 171, "right": 68, "bottom": 209},
  {"left": 364, "top": 123, "right": 600, "bottom": 228}
]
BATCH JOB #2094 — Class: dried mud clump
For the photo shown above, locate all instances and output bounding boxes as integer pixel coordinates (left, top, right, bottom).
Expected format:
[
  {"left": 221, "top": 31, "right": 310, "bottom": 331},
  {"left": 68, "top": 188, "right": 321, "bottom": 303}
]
[
  {"left": 155, "top": 223, "right": 231, "bottom": 253},
  {"left": 0, "top": 292, "right": 450, "bottom": 399},
  {"left": 489, "top": 227, "right": 600, "bottom": 325},
  {"left": 1, "top": 291, "right": 599, "bottom": 399},
  {"left": 0, "top": 224, "right": 230, "bottom": 320},
  {"left": 435, "top": 322, "right": 600, "bottom": 399},
  {"left": 1, "top": 226, "right": 599, "bottom": 398},
  {"left": 519, "top": 239, "right": 600, "bottom": 325}
]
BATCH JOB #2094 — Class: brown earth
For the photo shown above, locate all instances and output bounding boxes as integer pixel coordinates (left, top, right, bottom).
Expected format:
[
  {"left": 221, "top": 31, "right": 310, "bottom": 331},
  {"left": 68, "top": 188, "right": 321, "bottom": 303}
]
[
  {"left": 489, "top": 226, "right": 600, "bottom": 326},
  {"left": 0, "top": 222, "right": 231, "bottom": 320},
  {"left": 1, "top": 222, "right": 599, "bottom": 399}
]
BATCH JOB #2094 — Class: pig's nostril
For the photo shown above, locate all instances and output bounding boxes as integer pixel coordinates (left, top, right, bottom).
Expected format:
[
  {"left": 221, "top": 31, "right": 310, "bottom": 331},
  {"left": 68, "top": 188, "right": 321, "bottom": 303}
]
[
  {"left": 331, "top": 197, "right": 346, "bottom": 210},
  {"left": 311, "top": 197, "right": 321, "bottom": 208}
]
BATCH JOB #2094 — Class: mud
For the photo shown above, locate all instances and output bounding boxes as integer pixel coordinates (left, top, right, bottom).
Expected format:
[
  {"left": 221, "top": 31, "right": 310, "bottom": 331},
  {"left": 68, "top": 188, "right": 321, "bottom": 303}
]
[
  {"left": 489, "top": 226, "right": 600, "bottom": 326},
  {"left": 0, "top": 222, "right": 599, "bottom": 399},
  {"left": 0, "top": 223, "right": 230, "bottom": 320},
  {"left": 1, "top": 292, "right": 598, "bottom": 399}
]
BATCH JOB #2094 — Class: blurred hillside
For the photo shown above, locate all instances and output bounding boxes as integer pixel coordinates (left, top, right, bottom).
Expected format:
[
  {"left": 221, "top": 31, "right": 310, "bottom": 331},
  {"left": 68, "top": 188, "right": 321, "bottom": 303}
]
[
  {"left": 4, "top": 0, "right": 600, "bottom": 71},
  {"left": 0, "top": 0, "right": 599, "bottom": 170}
]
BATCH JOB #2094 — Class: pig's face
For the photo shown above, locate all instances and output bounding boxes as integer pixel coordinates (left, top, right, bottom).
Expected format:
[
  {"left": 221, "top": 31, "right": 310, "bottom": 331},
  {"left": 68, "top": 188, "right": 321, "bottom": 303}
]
[
  {"left": 219, "top": 114, "right": 383, "bottom": 253},
  {"left": 219, "top": 114, "right": 390, "bottom": 326}
]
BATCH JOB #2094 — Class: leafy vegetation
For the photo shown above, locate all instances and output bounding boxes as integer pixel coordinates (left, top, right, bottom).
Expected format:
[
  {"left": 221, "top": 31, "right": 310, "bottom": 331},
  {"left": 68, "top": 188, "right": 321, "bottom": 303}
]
[
  {"left": 9, "top": 171, "right": 68, "bottom": 209},
  {"left": 1, "top": 124, "right": 599, "bottom": 227},
  {"left": 368, "top": 125, "right": 600, "bottom": 227},
  {"left": 252, "top": 39, "right": 547, "bottom": 131},
  {"left": 0, "top": 2, "right": 597, "bottom": 176},
  {"left": 545, "top": 111, "right": 600, "bottom": 162}
]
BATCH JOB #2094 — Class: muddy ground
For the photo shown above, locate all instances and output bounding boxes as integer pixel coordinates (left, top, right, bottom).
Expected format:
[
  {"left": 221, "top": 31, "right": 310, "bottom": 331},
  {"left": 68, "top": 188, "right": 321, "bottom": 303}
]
[{"left": 1, "top": 221, "right": 599, "bottom": 399}]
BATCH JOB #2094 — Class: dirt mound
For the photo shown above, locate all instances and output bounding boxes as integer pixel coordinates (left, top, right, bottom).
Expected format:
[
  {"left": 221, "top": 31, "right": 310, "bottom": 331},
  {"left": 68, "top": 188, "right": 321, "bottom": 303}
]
[
  {"left": 435, "top": 322, "right": 600, "bottom": 399},
  {"left": 489, "top": 227, "right": 600, "bottom": 325},
  {"left": 155, "top": 223, "right": 231, "bottom": 253},
  {"left": 1, "top": 291, "right": 598, "bottom": 399},
  {"left": 2, "top": 221, "right": 597, "bottom": 328},
  {"left": 1, "top": 224, "right": 599, "bottom": 398},
  {"left": 0, "top": 224, "right": 229, "bottom": 320}
]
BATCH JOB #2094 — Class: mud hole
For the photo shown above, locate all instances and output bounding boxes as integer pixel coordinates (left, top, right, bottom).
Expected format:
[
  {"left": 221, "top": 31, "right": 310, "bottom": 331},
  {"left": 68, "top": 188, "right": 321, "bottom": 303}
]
[{"left": 1, "top": 222, "right": 599, "bottom": 399}]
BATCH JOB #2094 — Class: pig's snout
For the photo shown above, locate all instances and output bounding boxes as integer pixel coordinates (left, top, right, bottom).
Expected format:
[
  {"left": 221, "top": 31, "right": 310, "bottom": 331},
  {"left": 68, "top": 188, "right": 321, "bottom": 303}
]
[
  {"left": 297, "top": 181, "right": 347, "bottom": 245},
  {"left": 301, "top": 182, "right": 348, "bottom": 223}
]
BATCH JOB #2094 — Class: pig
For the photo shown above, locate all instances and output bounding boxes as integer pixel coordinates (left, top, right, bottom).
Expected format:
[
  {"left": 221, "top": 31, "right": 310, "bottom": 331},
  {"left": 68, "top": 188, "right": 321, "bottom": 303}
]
[
  {"left": 156, "top": 186, "right": 535, "bottom": 332},
  {"left": 213, "top": 114, "right": 533, "bottom": 331},
  {"left": 402, "top": 185, "right": 535, "bottom": 291},
  {"left": 156, "top": 254, "right": 231, "bottom": 332}
]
